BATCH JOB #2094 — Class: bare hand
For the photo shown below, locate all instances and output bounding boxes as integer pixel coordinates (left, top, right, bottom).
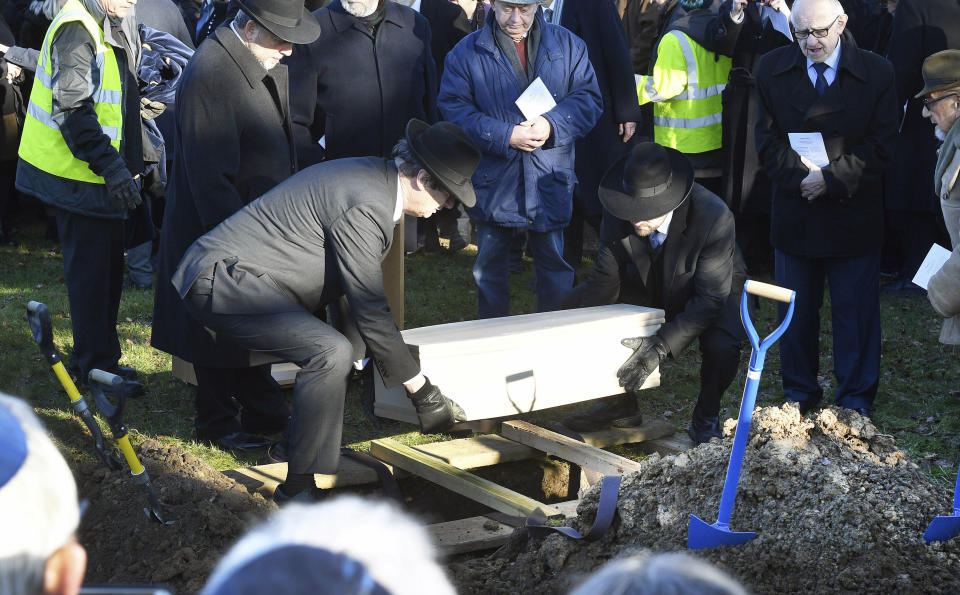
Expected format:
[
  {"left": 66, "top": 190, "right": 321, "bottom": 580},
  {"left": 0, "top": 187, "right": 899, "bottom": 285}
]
[
  {"left": 764, "top": 0, "right": 789, "bottom": 16},
  {"left": 731, "top": 0, "right": 747, "bottom": 18},
  {"left": 619, "top": 121, "right": 637, "bottom": 143},
  {"left": 5, "top": 63, "right": 21, "bottom": 82},
  {"left": 799, "top": 156, "right": 826, "bottom": 201},
  {"left": 510, "top": 118, "right": 550, "bottom": 152}
]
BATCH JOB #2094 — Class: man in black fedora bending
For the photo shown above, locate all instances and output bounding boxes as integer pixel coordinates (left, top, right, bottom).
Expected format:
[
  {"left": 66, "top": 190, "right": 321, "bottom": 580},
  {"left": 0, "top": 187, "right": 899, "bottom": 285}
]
[
  {"left": 171, "top": 120, "right": 481, "bottom": 502},
  {"left": 562, "top": 142, "right": 747, "bottom": 445}
]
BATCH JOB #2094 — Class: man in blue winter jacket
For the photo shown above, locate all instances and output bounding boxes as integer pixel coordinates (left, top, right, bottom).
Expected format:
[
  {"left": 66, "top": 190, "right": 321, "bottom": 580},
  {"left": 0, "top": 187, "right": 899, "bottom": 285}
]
[{"left": 438, "top": 0, "right": 601, "bottom": 318}]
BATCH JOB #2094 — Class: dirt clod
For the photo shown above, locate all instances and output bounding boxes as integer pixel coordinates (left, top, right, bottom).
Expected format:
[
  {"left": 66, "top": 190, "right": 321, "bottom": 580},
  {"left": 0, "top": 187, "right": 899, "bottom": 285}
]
[
  {"left": 450, "top": 405, "right": 960, "bottom": 594},
  {"left": 76, "top": 439, "right": 274, "bottom": 594}
]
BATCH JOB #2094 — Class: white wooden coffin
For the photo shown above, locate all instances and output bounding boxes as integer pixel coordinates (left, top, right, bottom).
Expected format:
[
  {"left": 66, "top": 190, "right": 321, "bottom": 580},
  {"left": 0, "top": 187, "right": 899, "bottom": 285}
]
[{"left": 374, "top": 305, "right": 666, "bottom": 424}]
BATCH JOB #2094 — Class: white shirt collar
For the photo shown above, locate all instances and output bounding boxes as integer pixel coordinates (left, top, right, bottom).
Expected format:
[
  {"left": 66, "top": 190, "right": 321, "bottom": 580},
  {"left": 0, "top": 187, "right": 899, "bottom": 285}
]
[
  {"left": 656, "top": 210, "right": 674, "bottom": 236},
  {"left": 394, "top": 171, "right": 404, "bottom": 225},
  {"left": 806, "top": 39, "right": 842, "bottom": 74}
]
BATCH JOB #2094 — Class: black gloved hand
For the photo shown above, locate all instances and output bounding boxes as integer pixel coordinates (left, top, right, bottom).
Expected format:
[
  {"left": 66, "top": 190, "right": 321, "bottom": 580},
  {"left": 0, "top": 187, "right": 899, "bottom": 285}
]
[
  {"left": 616, "top": 335, "right": 669, "bottom": 393},
  {"left": 409, "top": 377, "right": 466, "bottom": 434},
  {"left": 104, "top": 166, "right": 142, "bottom": 211}
]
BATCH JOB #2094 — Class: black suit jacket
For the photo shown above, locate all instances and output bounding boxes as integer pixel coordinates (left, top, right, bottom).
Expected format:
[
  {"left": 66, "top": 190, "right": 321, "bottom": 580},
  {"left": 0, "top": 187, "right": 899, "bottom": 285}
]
[
  {"left": 419, "top": 0, "right": 470, "bottom": 82},
  {"left": 564, "top": 185, "right": 746, "bottom": 357},
  {"left": 171, "top": 158, "right": 419, "bottom": 387},
  {"left": 754, "top": 41, "right": 898, "bottom": 258}
]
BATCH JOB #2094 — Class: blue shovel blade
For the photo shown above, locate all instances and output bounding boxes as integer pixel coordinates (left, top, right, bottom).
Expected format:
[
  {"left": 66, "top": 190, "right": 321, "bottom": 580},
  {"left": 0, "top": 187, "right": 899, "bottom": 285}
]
[
  {"left": 923, "top": 515, "right": 960, "bottom": 543},
  {"left": 687, "top": 514, "right": 756, "bottom": 549}
]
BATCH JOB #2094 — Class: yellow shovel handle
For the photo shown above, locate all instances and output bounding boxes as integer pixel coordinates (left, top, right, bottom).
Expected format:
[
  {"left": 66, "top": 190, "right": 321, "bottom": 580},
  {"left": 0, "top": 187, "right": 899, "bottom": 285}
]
[
  {"left": 52, "top": 362, "right": 83, "bottom": 404},
  {"left": 115, "top": 435, "right": 145, "bottom": 475}
]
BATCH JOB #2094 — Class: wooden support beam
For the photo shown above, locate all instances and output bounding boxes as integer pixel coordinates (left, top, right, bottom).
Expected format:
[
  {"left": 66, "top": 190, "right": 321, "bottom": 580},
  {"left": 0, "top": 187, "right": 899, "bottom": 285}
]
[
  {"left": 577, "top": 418, "right": 676, "bottom": 448},
  {"left": 222, "top": 457, "right": 392, "bottom": 497},
  {"left": 501, "top": 420, "right": 645, "bottom": 476},
  {"left": 371, "top": 438, "right": 562, "bottom": 518},
  {"left": 639, "top": 433, "right": 695, "bottom": 456},
  {"left": 427, "top": 500, "right": 580, "bottom": 556}
]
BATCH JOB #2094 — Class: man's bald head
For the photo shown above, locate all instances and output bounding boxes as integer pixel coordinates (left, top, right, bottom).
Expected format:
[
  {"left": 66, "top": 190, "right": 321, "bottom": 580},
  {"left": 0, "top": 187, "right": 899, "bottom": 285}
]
[{"left": 790, "top": 0, "right": 847, "bottom": 63}]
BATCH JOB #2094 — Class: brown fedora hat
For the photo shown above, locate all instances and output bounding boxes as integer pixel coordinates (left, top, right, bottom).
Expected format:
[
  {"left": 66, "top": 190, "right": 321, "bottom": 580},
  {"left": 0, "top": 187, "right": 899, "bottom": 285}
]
[
  {"left": 916, "top": 49, "right": 960, "bottom": 98},
  {"left": 235, "top": 0, "right": 321, "bottom": 44},
  {"left": 405, "top": 119, "right": 481, "bottom": 208},
  {"left": 598, "top": 142, "right": 694, "bottom": 223}
]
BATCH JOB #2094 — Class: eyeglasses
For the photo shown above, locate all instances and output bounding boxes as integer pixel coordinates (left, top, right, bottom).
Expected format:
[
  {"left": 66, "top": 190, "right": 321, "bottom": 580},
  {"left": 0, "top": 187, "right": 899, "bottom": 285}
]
[
  {"left": 792, "top": 15, "right": 840, "bottom": 40},
  {"left": 922, "top": 94, "right": 958, "bottom": 109}
]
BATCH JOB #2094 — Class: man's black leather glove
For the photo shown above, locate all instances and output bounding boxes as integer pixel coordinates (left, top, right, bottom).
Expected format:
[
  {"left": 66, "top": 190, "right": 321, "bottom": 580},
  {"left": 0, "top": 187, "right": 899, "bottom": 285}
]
[
  {"left": 104, "top": 166, "right": 142, "bottom": 211},
  {"left": 617, "top": 335, "right": 669, "bottom": 393},
  {"left": 409, "top": 377, "right": 466, "bottom": 434}
]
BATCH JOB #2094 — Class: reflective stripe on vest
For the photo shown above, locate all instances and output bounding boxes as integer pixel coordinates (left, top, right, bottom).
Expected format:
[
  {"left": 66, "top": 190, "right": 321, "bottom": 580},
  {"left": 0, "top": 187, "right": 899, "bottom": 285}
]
[
  {"left": 19, "top": 0, "right": 123, "bottom": 184},
  {"left": 648, "top": 31, "right": 731, "bottom": 154}
]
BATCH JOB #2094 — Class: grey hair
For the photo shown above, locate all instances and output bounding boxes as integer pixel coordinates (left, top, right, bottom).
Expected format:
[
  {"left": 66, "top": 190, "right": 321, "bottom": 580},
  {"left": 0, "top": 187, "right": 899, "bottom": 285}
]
[
  {"left": 391, "top": 138, "right": 442, "bottom": 191},
  {"left": 201, "top": 496, "right": 455, "bottom": 595},
  {"left": 233, "top": 9, "right": 255, "bottom": 30},
  {"left": 568, "top": 551, "right": 749, "bottom": 595},
  {"left": 790, "top": 0, "right": 845, "bottom": 27},
  {"left": 0, "top": 393, "right": 80, "bottom": 595}
]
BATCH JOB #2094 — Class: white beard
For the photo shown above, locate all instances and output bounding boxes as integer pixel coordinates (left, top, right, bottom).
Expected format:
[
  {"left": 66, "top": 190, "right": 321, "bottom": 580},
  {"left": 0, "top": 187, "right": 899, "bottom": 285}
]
[
  {"left": 342, "top": 0, "right": 378, "bottom": 17},
  {"left": 936, "top": 127, "right": 947, "bottom": 142}
]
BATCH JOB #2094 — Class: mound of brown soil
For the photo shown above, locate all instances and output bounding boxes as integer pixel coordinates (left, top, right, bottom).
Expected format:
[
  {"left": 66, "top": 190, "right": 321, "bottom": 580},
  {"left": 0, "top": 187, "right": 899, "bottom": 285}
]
[
  {"left": 450, "top": 405, "right": 960, "bottom": 594},
  {"left": 76, "top": 439, "right": 274, "bottom": 594}
]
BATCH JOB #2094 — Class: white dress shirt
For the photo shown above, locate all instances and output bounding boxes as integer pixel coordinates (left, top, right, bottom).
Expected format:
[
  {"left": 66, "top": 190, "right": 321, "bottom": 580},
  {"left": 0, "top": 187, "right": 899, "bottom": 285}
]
[{"left": 806, "top": 41, "right": 841, "bottom": 89}]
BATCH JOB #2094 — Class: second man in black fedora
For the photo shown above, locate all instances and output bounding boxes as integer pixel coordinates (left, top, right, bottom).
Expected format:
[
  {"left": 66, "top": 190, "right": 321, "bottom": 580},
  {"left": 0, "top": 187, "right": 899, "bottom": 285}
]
[
  {"left": 561, "top": 142, "right": 747, "bottom": 444},
  {"left": 171, "top": 120, "right": 482, "bottom": 502},
  {"left": 153, "top": 0, "right": 321, "bottom": 451}
]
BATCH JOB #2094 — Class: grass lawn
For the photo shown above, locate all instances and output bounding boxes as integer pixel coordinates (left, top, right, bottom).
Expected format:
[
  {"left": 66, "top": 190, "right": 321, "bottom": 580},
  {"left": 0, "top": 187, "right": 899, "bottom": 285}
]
[{"left": 1, "top": 216, "right": 958, "bottom": 488}]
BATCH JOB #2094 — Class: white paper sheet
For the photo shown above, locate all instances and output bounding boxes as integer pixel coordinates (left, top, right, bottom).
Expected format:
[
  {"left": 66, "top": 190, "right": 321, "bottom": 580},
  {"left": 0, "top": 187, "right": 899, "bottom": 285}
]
[
  {"left": 788, "top": 132, "right": 830, "bottom": 168},
  {"left": 515, "top": 77, "right": 557, "bottom": 121},
  {"left": 913, "top": 243, "right": 952, "bottom": 290}
]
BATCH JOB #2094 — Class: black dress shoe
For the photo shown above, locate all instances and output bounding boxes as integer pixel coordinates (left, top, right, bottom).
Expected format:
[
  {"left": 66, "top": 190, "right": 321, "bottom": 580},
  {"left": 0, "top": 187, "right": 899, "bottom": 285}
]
[
  {"left": 786, "top": 398, "right": 820, "bottom": 416},
  {"left": 850, "top": 406, "right": 873, "bottom": 419},
  {"left": 561, "top": 394, "right": 642, "bottom": 433},
  {"left": 208, "top": 431, "right": 271, "bottom": 451},
  {"left": 688, "top": 415, "right": 722, "bottom": 446},
  {"left": 272, "top": 484, "right": 328, "bottom": 505},
  {"left": 100, "top": 378, "right": 146, "bottom": 399}
]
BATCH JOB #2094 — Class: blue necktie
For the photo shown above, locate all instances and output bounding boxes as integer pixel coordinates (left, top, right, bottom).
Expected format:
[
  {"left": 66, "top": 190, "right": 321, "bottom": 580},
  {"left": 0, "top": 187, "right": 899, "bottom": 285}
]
[
  {"left": 649, "top": 231, "right": 665, "bottom": 251},
  {"left": 812, "top": 62, "right": 829, "bottom": 96}
]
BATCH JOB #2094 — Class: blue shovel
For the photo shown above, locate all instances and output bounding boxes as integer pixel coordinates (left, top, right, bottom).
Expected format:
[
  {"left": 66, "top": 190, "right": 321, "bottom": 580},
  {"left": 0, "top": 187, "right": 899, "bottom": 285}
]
[
  {"left": 923, "top": 470, "right": 960, "bottom": 543},
  {"left": 688, "top": 280, "right": 796, "bottom": 549}
]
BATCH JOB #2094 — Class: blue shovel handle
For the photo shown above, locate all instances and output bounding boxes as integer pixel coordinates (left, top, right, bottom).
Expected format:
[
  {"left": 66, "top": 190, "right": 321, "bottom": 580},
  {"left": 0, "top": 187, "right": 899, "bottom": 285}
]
[{"left": 714, "top": 281, "right": 796, "bottom": 529}]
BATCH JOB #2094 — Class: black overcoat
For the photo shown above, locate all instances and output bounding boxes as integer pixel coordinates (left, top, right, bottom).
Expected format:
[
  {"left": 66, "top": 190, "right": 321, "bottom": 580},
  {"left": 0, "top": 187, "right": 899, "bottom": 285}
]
[
  {"left": 754, "top": 41, "right": 898, "bottom": 258},
  {"left": 419, "top": 0, "right": 470, "bottom": 82},
  {"left": 884, "top": 0, "right": 960, "bottom": 214},
  {"left": 286, "top": 0, "right": 437, "bottom": 168},
  {"left": 560, "top": 0, "right": 640, "bottom": 216},
  {"left": 564, "top": 185, "right": 746, "bottom": 357},
  {"left": 151, "top": 26, "right": 297, "bottom": 367}
]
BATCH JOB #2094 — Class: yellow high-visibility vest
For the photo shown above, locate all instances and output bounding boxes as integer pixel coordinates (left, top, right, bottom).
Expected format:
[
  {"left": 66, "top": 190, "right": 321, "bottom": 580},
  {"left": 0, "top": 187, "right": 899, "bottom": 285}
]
[
  {"left": 637, "top": 30, "right": 730, "bottom": 154},
  {"left": 19, "top": 0, "right": 123, "bottom": 183}
]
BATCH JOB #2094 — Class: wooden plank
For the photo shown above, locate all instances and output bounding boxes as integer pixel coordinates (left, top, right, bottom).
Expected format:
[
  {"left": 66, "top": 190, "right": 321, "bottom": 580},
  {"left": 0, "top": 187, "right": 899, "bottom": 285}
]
[
  {"left": 222, "top": 457, "right": 391, "bottom": 497},
  {"left": 428, "top": 500, "right": 580, "bottom": 556},
  {"left": 371, "top": 438, "right": 562, "bottom": 518},
  {"left": 501, "top": 421, "right": 645, "bottom": 476},
  {"left": 412, "top": 434, "right": 537, "bottom": 469},
  {"left": 639, "top": 433, "right": 695, "bottom": 456},
  {"left": 577, "top": 418, "right": 676, "bottom": 448}
]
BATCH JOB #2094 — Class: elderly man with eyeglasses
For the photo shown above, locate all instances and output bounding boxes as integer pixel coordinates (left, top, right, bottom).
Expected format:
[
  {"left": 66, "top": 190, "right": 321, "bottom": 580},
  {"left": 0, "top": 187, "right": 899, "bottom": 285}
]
[
  {"left": 754, "top": 0, "right": 899, "bottom": 419},
  {"left": 918, "top": 51, "right": 960, "bottom": 354}
]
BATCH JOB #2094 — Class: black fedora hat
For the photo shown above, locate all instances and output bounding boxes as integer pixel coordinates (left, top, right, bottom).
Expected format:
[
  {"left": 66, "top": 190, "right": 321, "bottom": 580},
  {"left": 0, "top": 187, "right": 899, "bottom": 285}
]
[
  {"left": 598, "top": 142, "right": 694, "bottom": 222},
  {"left": 235, "top": 0, "right": 321, "bottom": 44},
  {"left": 916, "top": 49, "right": 960, "bottom": 98},
  {"left": 405, "top": 119, "right": 481, "bottom": 208}
]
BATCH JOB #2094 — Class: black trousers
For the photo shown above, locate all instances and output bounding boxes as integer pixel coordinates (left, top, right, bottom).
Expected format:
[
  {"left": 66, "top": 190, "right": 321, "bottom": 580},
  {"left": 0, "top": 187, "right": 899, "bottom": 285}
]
[
  {"left": 184, "top": 273, "right": 360, "bottom": 475},
  {"left": 192, "top": 364, "right": 290, "bottom": 439},
  {"left": 691, "top": 291, "right": 746, "bottom": 420},
  {"left": 55, "top": 208, "right": 125, "bottom": 378}
]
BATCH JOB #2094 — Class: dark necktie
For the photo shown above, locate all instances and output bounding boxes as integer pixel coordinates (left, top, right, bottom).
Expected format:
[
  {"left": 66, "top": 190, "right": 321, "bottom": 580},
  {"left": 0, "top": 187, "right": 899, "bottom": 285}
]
[
  {"left": 544, "top": 7, "right": 554, "bottom": 22},
  {"left": 812, "top": 62, "right": 829, "bottom": 96}
]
